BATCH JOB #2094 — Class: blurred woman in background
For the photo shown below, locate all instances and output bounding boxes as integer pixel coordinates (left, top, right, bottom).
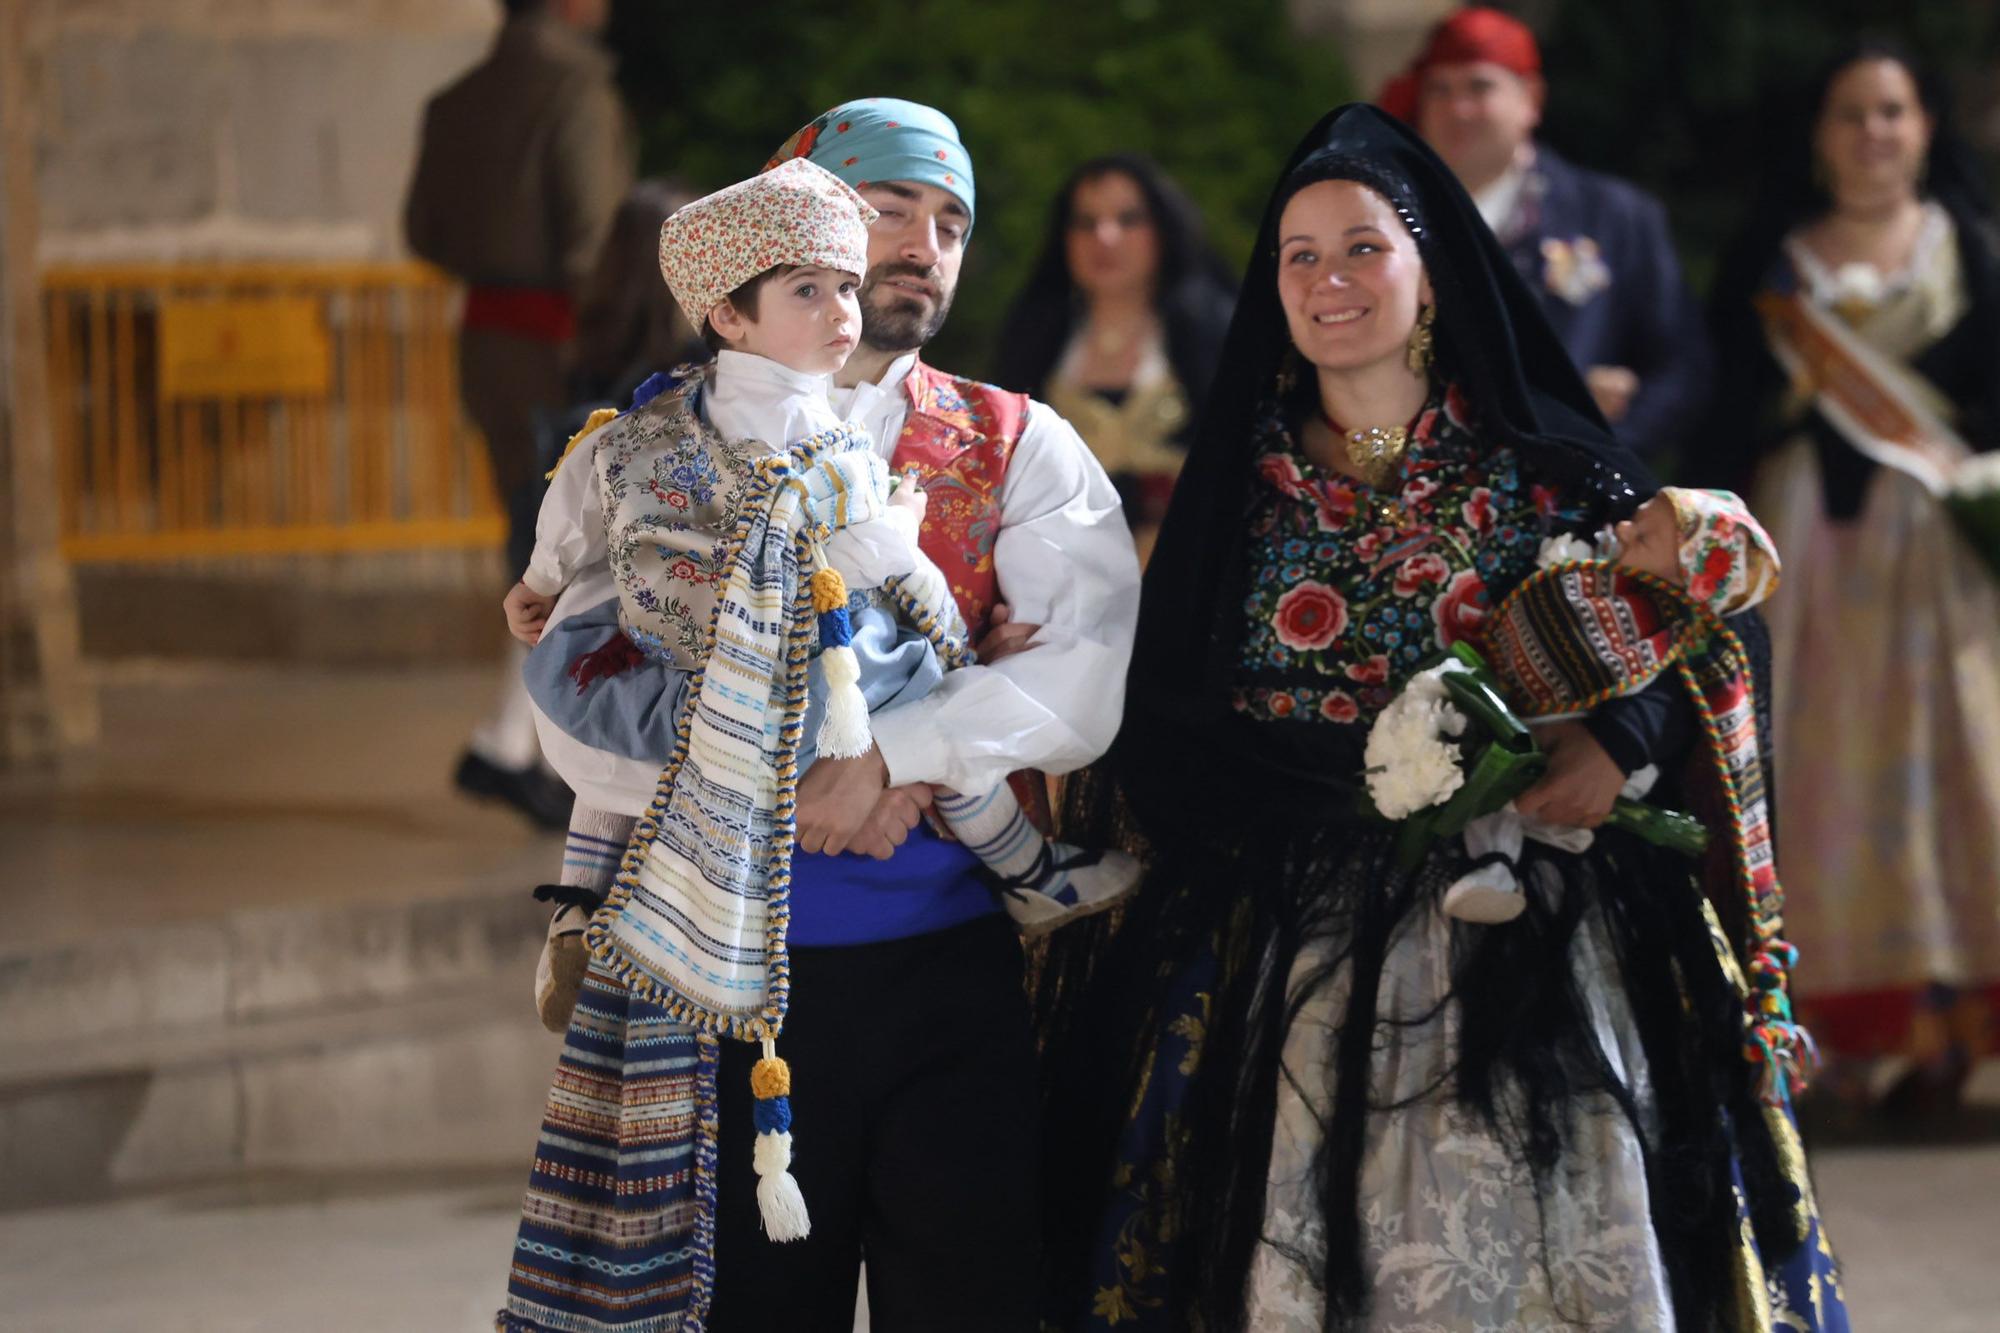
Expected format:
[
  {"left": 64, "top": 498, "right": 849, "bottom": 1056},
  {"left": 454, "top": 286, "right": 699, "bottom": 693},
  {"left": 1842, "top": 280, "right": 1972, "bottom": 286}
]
[
  {"left": 993, "top": 154, "right": 1236, "bottom": 558},
  {"left": 1703, "top": 37, "right": 2000, "bottom": 1119}
]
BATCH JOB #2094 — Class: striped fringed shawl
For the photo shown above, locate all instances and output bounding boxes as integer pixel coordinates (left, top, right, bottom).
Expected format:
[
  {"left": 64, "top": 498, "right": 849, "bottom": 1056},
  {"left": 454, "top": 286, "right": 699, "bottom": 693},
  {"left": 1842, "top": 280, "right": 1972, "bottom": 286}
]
[
  {"left": 584, "top": 426, "right": 969, "bottom": 1037},
  {"left": 1483, "top": 561, "right": 1813, "bottom": 1105}
]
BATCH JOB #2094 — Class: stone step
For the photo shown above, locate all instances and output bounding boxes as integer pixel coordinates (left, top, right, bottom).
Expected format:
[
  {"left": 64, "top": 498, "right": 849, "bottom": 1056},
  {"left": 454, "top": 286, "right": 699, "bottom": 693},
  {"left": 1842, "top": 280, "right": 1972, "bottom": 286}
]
[
  {"left": 0, "top": 886, "right": 548, "bottom": 1052},
  {"left": 0, "top": 973, "right": 561, "bottom": 1210},
  {"left": 0, "top": 888, "right": 561, "bottom": 1210}
]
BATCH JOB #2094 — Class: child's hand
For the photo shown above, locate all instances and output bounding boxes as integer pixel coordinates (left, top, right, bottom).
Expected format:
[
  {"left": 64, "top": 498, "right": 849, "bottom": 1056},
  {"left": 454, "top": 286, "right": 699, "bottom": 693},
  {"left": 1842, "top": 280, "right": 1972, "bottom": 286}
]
[
  {"left": 975, "top": 602, "right": 1041, "bottom": 665},
  {"left": 888, "top": 473, "right": 928, "bottom": 522},
  {"left": 505, "top": 581, "right": 557, "bottom": 646}
]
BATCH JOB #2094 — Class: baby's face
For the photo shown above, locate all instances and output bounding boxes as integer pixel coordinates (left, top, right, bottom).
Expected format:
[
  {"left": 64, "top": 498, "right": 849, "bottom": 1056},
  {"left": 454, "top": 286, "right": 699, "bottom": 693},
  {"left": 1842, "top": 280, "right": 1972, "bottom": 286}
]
[
  {"left": 735, "top": 265, "right": 863, "bottom": 376},
  {"left": 1611, "top": 496, "right": 1684, "bottom": 584}
]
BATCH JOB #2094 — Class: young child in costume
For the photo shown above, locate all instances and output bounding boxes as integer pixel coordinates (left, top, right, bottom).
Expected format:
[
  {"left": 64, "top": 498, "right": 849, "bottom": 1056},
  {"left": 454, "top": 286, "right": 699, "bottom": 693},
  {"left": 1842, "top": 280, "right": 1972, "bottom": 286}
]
[
  {"left": 1444, "top": 486, "right": 1783, "bottom": 924},
  {"left": 504, "top": 158, "right": 1137, "bottom": 1033}
]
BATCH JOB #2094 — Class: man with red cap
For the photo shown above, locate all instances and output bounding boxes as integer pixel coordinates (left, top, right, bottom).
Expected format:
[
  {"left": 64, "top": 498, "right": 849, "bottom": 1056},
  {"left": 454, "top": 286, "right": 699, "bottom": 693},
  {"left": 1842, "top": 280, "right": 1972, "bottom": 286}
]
[{"left": 1381, "top": 6, "right": 1710, "bottom": 461}]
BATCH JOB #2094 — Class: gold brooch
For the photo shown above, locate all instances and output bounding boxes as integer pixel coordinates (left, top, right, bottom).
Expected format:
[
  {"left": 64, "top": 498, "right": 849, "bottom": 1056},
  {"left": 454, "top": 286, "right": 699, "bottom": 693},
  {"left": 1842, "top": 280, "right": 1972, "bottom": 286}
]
[{"left": 1345, "top": 425, "right": 1409, "bottom": 490}]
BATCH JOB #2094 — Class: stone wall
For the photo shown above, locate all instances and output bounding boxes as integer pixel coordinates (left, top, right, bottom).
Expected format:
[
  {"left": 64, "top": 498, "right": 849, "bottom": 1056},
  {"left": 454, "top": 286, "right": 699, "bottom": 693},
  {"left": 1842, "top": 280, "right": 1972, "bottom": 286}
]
[{"left": 27, "top": 0, "right": 497, "bottom": 264}]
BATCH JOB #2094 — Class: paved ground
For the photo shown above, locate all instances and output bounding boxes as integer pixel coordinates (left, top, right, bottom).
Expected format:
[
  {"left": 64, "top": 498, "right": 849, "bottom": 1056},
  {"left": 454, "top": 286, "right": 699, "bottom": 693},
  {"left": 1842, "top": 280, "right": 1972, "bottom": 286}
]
[{"left": 0, "top": 1145, "right": 1993, "bottom": 1330}]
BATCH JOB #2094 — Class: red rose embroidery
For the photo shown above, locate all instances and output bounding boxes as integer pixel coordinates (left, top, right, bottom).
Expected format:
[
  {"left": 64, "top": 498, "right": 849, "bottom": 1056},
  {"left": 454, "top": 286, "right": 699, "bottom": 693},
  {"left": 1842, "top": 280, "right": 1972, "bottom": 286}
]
[
  {"left": 1393, "top": 551, "right": 1451, "bottom": 599},
  {"left": 1313, "top": 483, "right": 1358, "bottom": 531},
  {"left": 1258, "top": 452, "right": 1304, "bottom": 492},
  {"left": 1688, "top": 546, "right": 1735, "bottom": 605},
  {"left": 1432, "top": 568, "right": 1490, "bottom": 647},
  {"left": 1401, "top": 476, "right": 1440, "bottom": 508},
  {"left": 1320, "top": 691, "right": 1360, "bottom": 723},
  {"left": 1353, "top": 529, "right": 1387, "bottom": 563},
  {"left": 1273, "top": 580, "right": 1348, "bottom": 651},
  {"left": 1269, "top": 691, "right": 1298, "bottom": 718},
  {"left": 1462, "top": 486, "right": 1495, "bottom": 533},
  {"left": 1345, "top": 654, "right": 1390, "bottom": 685},
  {"left": 1530, "top": 483, "right": 1561, "bottom": 518}
]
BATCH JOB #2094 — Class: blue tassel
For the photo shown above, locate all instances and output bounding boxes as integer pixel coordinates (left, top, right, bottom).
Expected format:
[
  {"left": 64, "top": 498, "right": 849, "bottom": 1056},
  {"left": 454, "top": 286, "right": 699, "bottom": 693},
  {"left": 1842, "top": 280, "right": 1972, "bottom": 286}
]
[
  {"left": 817, "top": 606, "right": 852, "bottom": 649},
  {"left": 752, "top": 1095, "right": 793, "bottom": 1134}
]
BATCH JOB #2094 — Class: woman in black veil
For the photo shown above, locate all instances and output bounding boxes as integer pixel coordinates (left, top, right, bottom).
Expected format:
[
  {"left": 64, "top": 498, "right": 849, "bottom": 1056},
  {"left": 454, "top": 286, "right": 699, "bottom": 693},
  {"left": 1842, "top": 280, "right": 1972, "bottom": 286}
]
[{"left": 1034, "top": 105, "right": 1848, "bottom": 1331}]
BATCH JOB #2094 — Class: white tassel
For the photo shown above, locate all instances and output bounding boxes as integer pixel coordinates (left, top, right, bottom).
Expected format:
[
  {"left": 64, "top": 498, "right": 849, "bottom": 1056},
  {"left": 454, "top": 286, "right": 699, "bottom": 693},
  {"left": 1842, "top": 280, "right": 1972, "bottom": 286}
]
[
  {"left": 752, "top": 1131, "right": 812, "bottom": 1241},
  {"left": 817, "top": 645, "right": 872, "bottom": 758}
]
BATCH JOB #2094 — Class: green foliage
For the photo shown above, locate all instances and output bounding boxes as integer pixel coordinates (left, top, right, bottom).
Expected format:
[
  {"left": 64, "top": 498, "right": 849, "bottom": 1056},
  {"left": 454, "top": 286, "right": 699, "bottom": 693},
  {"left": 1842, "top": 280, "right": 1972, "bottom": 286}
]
[{"left": 606, "top": 0, "right": 1352, "bottom": 375}]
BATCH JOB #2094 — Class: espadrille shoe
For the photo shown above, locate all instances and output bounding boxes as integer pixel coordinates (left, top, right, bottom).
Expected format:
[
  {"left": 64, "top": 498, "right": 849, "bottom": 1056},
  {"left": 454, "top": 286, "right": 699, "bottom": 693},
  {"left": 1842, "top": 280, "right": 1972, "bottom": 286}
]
[
  {"left": 997, "top": 845, "right": 1141, "bottom": 939},
  {"left": 531, "top": 885, "right": 605, "bottom": 1034}
]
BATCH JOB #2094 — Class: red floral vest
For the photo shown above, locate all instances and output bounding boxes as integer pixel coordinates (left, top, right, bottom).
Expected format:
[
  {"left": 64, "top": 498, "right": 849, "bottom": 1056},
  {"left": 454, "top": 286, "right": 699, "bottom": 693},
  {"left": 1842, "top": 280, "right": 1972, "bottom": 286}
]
[
  {"left": 887, "top": 361, "right": 1052, "bottom": 827},
  {"left": 888, "top": 360, "right": 1030, "bottom": 637}
]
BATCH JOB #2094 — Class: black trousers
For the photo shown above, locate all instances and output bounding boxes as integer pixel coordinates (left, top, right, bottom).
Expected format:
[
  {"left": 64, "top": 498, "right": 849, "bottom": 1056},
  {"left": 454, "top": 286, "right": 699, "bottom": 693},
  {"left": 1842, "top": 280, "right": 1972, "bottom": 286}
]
[{"left": 708, "top": 914, "right": 1041, "bottom": 1332}]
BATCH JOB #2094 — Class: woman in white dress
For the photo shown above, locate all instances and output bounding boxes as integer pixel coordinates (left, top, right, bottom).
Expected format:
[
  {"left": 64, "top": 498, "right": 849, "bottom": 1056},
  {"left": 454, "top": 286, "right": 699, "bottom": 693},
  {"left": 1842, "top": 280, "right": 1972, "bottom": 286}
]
[{"left": 1702, "top": 37, "right": 2000, "bottom": 1121}]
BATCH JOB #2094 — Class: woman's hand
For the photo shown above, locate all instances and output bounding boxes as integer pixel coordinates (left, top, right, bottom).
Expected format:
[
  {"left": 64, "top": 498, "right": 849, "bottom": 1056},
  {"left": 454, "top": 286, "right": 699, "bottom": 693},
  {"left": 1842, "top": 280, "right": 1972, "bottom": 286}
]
[{"left": 1515, "top": 719, "right": 1626, "bottom": 830}]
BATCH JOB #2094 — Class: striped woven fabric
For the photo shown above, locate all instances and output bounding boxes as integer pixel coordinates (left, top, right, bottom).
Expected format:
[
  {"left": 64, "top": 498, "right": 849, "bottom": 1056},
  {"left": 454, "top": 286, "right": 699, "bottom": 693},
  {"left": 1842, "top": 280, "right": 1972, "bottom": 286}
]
[
  {"left": 1484, "top": 562, "right": 1813, "bottom": 1103},
  {"left": 1483, "top": 561, "right": 1680, "bottom": 718},
  {"left": 586, "top": 426, "right": 971, "bottom": 1034},
  {"left": 499, "top": 962, "right": 720, "bottom": 1332}
]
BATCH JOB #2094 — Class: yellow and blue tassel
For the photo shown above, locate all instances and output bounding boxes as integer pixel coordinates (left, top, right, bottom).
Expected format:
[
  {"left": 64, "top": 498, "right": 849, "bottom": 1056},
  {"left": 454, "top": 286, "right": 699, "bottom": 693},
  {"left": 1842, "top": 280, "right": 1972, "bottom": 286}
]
[
  {"left": 750, "top": 1035, "right": 810, "bottom": 1241},
  {"left": 810, "top": 563, "right": 871, "bottom": 759}
]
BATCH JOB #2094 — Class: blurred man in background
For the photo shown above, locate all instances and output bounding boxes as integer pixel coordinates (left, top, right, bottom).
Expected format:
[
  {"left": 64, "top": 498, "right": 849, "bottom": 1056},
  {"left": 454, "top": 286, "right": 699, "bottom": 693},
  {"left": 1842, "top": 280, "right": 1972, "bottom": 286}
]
[
  {"left": 570, "top": 178, "right": 709, "bottom": 405},
  {"left": 405, "top": 0, "right": 632, "bottom": 826},
  {"left": 1382, "top": 6, "right": 1711, "bottom": 461}
]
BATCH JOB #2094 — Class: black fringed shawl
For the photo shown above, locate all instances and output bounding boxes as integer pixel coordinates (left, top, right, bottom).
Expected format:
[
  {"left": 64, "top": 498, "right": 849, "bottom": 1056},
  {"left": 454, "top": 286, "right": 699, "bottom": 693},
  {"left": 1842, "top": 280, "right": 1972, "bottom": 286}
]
[{"left": 1034, "top": 105, "right": 1804, "bottom": 1333}]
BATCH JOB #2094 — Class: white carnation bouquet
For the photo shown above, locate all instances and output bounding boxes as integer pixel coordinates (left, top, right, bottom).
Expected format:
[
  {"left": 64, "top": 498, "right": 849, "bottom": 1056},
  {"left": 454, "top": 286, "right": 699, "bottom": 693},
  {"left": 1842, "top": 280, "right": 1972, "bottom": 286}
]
[{"left": 1363, "top": 642, "right": 1707, "bottom": 870}]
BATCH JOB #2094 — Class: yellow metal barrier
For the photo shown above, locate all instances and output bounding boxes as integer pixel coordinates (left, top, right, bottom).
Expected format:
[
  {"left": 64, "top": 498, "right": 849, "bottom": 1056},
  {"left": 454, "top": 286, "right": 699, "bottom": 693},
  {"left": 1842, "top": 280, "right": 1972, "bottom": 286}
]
[{"left": 42, "top": 262, "right": 503, "bottom": 563}]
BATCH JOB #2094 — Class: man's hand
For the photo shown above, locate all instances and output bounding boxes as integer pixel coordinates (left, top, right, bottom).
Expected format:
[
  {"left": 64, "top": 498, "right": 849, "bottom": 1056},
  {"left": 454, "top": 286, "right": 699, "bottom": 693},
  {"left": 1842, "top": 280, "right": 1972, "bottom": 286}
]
[
  {"left": 846, "top": 784, "right": 935, "bottom": 860},
  {"left": 795, "top": 745, "right": 891, "bottom": 855},
  {"left": 976, "top": 602, "right": 1041, "bottom": 666},
  {"left": 1515, "top": 720, "right": 1625, "bottom": 830},
  {"left": 1585, "top": 365, "right": 1640, "bottom": 424},
  {"left": 505, "top": 581, "right": 557, "bottom": 645}
]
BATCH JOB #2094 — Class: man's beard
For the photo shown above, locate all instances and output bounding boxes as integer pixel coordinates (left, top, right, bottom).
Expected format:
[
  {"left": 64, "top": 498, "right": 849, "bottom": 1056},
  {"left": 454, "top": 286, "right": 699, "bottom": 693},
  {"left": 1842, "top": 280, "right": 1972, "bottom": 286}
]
[{"left": 859, "top": 261, "right": 955, "bottom": 353}]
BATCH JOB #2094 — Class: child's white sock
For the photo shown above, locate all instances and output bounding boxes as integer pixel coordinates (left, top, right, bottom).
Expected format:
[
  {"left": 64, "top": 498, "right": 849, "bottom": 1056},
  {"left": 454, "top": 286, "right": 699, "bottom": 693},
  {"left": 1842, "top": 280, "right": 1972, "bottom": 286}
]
[
  {"left": 934, "top": 785, "right": 1140, "bottom": 937},
  {"left": 561, "top": 802, "right": 637, "bottom": 897}
]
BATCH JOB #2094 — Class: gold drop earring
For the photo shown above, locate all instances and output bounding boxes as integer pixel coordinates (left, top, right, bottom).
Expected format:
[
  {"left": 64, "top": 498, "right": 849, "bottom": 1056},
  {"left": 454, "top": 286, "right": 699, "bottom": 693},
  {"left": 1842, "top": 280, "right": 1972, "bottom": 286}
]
[{"left": 1406, "top": 303, "right": 1436, "bottom": 377}]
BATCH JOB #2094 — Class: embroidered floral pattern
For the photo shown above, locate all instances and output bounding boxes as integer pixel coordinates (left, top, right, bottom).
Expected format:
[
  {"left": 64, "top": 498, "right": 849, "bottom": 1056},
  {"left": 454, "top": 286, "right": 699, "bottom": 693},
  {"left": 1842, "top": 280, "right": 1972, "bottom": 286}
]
[
  {"left": 1233, "top": 388, "right": 1585, "bottom": 725},
  {"left": 1664, "top": 486, "right": 1781, "bottom": 617},
  {"left": 887, "top": 364, "right": 1031, "bottom": 635},
  {"left": 655, "top": 157, "right": 876, "bottom": 330},
  {"left": 596, "top": 371, "right": 764, "bottom": 668}
]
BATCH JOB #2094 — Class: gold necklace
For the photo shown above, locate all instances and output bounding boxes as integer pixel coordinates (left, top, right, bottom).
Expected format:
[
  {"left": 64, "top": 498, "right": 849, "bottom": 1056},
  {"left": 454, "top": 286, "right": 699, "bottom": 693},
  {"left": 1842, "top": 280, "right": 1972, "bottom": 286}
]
[{"left": 1322, "top": 411, "right": 1410, "bottom": 490}]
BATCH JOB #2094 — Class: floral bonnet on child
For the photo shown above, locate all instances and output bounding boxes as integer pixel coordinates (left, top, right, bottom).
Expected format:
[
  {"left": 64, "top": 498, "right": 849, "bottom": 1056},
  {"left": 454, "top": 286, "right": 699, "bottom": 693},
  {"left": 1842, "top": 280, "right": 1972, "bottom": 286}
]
[
  {"left": 655, "top": 156, "right": 877, "bottom": 332},
  {"left": 1665, "top": 488, "right": 1781, "bottom": 618}
]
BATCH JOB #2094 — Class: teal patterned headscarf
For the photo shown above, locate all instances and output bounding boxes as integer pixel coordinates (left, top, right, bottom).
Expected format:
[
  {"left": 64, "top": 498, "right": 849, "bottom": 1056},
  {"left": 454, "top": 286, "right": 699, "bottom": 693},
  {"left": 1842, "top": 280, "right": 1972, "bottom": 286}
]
[{"left": 765, "top": 98, "right": 975, "bottom": 229}]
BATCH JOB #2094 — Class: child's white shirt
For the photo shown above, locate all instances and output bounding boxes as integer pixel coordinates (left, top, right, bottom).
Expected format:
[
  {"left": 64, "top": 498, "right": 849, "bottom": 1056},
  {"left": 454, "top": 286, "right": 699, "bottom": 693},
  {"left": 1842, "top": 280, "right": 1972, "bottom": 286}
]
[
  {"left": 522, "top": 349, "right": 921, "bottom": 602},
  {"left": 706, "top": 349, "right": 843, "bottom": 453}
]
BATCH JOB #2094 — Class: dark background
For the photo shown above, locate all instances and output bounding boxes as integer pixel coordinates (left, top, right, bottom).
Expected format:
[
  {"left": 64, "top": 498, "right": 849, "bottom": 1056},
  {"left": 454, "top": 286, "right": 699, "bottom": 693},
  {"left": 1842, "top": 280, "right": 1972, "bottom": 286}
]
[{"left": 601, "top": 0, "right": 2000, "bottom": 378}]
